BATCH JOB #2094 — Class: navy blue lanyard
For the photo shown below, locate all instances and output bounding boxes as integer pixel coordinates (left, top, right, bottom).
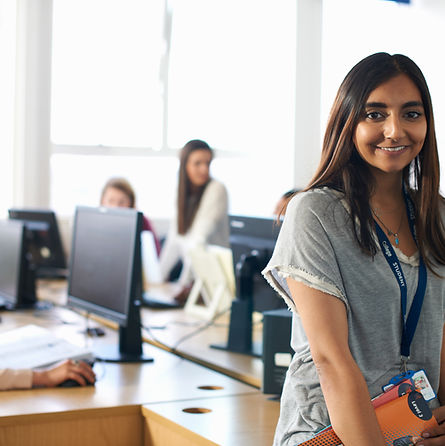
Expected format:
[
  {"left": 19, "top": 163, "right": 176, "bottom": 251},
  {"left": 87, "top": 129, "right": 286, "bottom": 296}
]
[{"left": 373, "top": 190, "right": 427, "bottom": 371}]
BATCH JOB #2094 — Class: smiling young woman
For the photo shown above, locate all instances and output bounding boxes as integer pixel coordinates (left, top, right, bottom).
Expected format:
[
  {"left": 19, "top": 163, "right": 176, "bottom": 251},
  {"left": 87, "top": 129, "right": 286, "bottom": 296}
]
[{"left": 263, "top": 53, "right": 445, "bottom": 446}]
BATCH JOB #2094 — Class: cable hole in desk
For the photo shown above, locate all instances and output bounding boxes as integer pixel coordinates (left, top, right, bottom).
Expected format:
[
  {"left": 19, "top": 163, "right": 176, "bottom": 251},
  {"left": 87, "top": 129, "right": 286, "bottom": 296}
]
[
  {"left": 182, "top": 408, "right": 212, "bottom": 414},
  {"left": 198, "top": 385, "right": 224, "bottom": 391}
]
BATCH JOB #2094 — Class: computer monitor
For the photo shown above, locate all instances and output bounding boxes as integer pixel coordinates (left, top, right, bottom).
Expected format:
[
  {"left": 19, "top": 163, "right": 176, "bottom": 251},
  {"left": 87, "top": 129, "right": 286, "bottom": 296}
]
[
  {"left": 8, "top": 208, "right": 67, "bottom": 278},
  {"left": 67, "top": 206, "right": 152, "bottom": 363},
  {"left": 211, "top": 215, "right": 284, "bottom": 357},
  {"left": 0, "top": 220, "right": 38, "bottom": 310}
]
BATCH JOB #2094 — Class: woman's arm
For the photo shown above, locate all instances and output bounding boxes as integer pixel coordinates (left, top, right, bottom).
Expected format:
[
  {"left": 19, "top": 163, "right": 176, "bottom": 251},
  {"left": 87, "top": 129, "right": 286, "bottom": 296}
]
[
  {"left": 287, "top": 278, "right": 386, "bottom": 446},
  {"left": 0, "top": 359, "right": 95, "bottom": 390},
  {"left": 0, "top": 368, "right": 32, "bottom": 390}
]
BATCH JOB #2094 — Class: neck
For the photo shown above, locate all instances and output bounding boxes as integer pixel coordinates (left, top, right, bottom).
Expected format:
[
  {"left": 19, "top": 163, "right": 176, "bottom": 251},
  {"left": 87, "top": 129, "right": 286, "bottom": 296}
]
[{"left": 370, "top": 171, "right": 404, "bottom": 211}]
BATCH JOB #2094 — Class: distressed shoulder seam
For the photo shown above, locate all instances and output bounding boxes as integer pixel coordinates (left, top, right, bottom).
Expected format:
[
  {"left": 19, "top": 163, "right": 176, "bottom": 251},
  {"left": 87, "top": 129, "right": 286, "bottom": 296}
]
[{"left": 264, "top": 265, "right": 349, "bottom": 313}]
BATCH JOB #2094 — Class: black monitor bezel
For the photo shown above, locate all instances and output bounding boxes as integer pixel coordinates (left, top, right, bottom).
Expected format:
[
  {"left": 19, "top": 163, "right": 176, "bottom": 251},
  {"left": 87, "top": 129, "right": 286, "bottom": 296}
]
[
  {"left": 8, "top": 208, "right": 67, "bottom": 271},
  {"left": 66, "top": 206, "right": 151, "bottom": 362},
  {"left": 67, "top": 206, "right": 141, "bottom": 327},
  {"left": 0, "top": 219, "right": 37, "bottom": 309}
]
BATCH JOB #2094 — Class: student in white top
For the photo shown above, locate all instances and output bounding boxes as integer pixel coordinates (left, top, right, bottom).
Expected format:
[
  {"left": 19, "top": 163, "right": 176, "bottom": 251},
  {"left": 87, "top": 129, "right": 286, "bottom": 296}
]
[
  {"left": 159, "top": 140, "right": 229, "bottom": 294},
  {"left": 0, "top": 359, "right": 95, "bottom": 390}
]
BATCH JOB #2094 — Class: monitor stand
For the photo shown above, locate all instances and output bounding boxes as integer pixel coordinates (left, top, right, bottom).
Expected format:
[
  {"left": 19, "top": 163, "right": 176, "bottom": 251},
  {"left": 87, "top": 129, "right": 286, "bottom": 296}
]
[
  {"left": 93, "top": 308, "right": 154, "bottom": 363},
  {"left": 0, "top": 297, "right": 53, "bottom": 312},
  {"left": 0, "top": 263, "right": 53, "bottom": 311},
  {"left": 210, "top": 252, "right": 263, "bottom": 358},
  {"left": 93, "top": 345, "right": 153, "bottom": 363},
  {"left": 210, "top": 298, "right": 262, "bottom": 357}
]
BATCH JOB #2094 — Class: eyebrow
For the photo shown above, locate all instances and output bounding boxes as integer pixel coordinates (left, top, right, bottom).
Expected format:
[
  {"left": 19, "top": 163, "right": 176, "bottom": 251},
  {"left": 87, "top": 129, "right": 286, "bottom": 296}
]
[{"left": 365, "top": 101, "right": 424, "bottom": 109}]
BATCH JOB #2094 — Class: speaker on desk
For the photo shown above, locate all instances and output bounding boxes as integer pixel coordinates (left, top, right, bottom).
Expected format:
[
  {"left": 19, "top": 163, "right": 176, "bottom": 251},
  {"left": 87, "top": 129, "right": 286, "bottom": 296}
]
[{"left": 262, "top": 308, "right": 294, "bottom": 395}]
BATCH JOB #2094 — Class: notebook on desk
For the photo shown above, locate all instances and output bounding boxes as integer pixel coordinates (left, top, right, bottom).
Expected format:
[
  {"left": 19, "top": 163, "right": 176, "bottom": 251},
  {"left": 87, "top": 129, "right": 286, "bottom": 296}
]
[
  {"left": 0, "top": 324, "right": 93, "bottom": 369},
  {"left": 141, "top": 231, "right": 183, "bottom": 309}
]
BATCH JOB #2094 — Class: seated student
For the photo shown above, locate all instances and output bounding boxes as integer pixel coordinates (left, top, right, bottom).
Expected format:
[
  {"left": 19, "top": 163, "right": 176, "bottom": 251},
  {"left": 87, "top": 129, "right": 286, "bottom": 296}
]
[
  {"left": 159, "top": 139, "right": 229, "bottom": 293},
  {"left": 100, "top": 177, "right": 161, "bottom": 256},
  {"left": 0, "top": 359, "right": 95, "bottom": 390}
]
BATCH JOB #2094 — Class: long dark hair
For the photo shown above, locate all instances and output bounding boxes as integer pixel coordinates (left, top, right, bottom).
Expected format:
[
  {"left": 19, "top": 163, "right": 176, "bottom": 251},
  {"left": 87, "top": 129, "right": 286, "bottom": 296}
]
[
  {"left": 297, "top": 52, "right": 445, "bottom": 272},
  {"left": 177, "top": 139, "right": 213, "bottom": 234}
]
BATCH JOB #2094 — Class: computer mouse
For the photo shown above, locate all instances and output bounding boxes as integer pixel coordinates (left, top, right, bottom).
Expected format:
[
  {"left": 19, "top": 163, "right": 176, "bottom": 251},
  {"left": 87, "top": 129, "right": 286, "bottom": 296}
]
[
  {"left": 57, "top": 359, "right": 96, "bottom": 387},
  {"left": 58, "top": 379, "right": 95, "bottom": 388},
  {"left": 86, "top": 327, "right": 105, "bottom": 337}
]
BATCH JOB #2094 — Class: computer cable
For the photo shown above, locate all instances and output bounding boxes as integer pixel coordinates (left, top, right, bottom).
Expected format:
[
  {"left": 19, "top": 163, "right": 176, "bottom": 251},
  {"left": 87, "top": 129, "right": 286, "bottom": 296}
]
[{"left": 170, "top": 306, "right": 231, "bottom": 351}]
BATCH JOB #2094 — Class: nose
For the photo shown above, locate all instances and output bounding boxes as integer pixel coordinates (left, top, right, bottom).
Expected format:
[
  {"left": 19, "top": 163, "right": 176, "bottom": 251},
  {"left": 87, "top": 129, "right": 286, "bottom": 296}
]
[
  {"left": 383, "top": 114, "right": 405, "bottom": 141},
  {"left": 199, "top": 163, "right": 209, "bottom": 175}
]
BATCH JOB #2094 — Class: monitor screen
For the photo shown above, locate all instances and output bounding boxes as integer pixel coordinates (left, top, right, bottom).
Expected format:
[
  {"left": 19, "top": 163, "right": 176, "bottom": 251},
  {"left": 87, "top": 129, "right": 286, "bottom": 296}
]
[
  {"left": 68, "top": 206, "right": 152, "bottom": 362},
  {"left": 8, "top": 208, "right": 67, "bottom": 278},
  {"left": 0, "top": 220, "right": 37, "bottom": 309}
]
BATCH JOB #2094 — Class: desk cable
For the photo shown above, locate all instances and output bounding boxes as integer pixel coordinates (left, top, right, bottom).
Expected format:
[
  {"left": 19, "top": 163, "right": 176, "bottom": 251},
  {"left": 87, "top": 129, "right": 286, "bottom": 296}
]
[{"left": 142, "top": 306, "right": 231, "bottom": 352}]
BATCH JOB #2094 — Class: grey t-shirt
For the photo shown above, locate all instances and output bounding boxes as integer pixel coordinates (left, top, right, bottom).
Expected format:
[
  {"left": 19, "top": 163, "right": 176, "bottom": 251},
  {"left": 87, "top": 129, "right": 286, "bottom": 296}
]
[{"left": 262, "top": 188, "right": 445, "bottom": 446}]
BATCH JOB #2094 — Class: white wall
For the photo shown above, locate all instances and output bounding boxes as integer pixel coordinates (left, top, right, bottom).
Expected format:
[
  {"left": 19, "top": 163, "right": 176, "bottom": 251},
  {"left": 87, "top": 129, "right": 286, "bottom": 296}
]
[
  {"left": 14, "top": 0, "right": 52, "bottom": 208},
  {"left": 0, "top": 0, "right": 16, "bottom": 217}
]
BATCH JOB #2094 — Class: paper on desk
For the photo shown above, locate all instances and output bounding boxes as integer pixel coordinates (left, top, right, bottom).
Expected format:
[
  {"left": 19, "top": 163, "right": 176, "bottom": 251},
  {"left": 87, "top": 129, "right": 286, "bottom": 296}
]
[{"left": 0, "top": 324, "right": 93, "bottom": 369}]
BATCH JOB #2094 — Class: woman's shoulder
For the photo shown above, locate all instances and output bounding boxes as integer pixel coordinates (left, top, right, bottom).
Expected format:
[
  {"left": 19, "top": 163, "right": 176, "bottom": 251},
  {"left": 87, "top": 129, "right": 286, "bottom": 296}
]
[
  {"left": 205, "top": 179, "right": 228, "bottom": 196},
  {"left": 286, "top": 187, "right": 346, "bottom": 218}
]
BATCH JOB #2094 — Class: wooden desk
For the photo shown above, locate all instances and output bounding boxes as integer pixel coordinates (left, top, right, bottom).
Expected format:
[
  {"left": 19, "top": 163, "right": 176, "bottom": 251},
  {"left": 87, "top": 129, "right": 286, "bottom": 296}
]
[
  {"left": 37, "top": 279, "right": 264, "bottom": 388},
  {"left": 0, "top": 303, "right": 279, "bottom": 446},
  {"left": 140, "top": 307, "right": 264, "bottom": 388},
  {"left": 142, "top": 393, "right": 279, "bottom": 446}
]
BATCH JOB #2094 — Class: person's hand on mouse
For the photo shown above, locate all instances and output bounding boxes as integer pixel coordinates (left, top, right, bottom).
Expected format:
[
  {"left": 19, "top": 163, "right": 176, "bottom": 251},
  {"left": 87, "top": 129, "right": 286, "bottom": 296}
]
[{"left": 32, "top": 359, "right": 96, "bottom": 387}]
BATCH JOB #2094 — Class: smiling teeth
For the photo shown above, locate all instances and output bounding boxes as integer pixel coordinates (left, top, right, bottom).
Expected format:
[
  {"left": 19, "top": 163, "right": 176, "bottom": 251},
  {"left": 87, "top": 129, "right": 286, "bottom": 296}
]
[{"left": 378, "top": 146, "right": 405, "bottom": 152}]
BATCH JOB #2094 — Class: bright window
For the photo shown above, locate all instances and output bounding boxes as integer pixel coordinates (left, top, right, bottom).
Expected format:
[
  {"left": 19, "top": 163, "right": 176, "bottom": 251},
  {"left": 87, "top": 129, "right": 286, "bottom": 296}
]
[
  {"left": 51, "top": 0, "right": 165, "bottom": 147},
  {"left": 50, "top": 0, "right": 297, "bottom": 218}
]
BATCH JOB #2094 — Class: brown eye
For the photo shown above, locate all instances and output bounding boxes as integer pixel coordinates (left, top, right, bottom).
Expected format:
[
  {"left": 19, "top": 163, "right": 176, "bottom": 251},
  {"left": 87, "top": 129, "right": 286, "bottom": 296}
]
[
  {"left": 366, "top": 111, "right": 384, "bottom": 120},
  {"left": 405, "top": 111, "right": 422, "bottom": 119}
]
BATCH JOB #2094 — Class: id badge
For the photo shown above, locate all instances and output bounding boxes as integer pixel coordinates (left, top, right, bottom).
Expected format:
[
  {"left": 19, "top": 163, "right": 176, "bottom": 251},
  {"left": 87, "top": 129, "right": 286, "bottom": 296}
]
[
  {"left": 411, "top": 369, "right": 436, "bottom": 401},
  {"left": 383, "top": 369, "right": 436, "bottom": 402}
]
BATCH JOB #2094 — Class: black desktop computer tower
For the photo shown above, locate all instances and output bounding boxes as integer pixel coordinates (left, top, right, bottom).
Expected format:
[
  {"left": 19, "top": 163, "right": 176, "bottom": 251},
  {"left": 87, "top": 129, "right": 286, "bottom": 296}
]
[{"left": 262, "top": 308, "right": 294, "bottom": 395}]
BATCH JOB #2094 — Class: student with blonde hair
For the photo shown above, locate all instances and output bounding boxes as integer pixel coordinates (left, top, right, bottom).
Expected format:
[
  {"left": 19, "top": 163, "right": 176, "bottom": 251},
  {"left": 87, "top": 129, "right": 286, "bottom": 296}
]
[{"left": 101, "top": 177, "right": 161, "bottom": 255}]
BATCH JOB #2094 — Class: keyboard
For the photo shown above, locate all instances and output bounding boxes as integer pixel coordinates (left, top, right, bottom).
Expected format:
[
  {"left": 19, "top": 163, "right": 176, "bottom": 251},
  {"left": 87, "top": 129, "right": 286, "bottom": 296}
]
[
  {"left": 141, "top": 282, "right": 185, "bottom": 309},
  {"left": 142, "top": 292, "right": 183, "bottom": 309},
  {"left": 0, "top": 324, "right": 93, "bottom": 369},
  {"left": 36, "top": 267, "right": 69, "bottom": 279}
]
